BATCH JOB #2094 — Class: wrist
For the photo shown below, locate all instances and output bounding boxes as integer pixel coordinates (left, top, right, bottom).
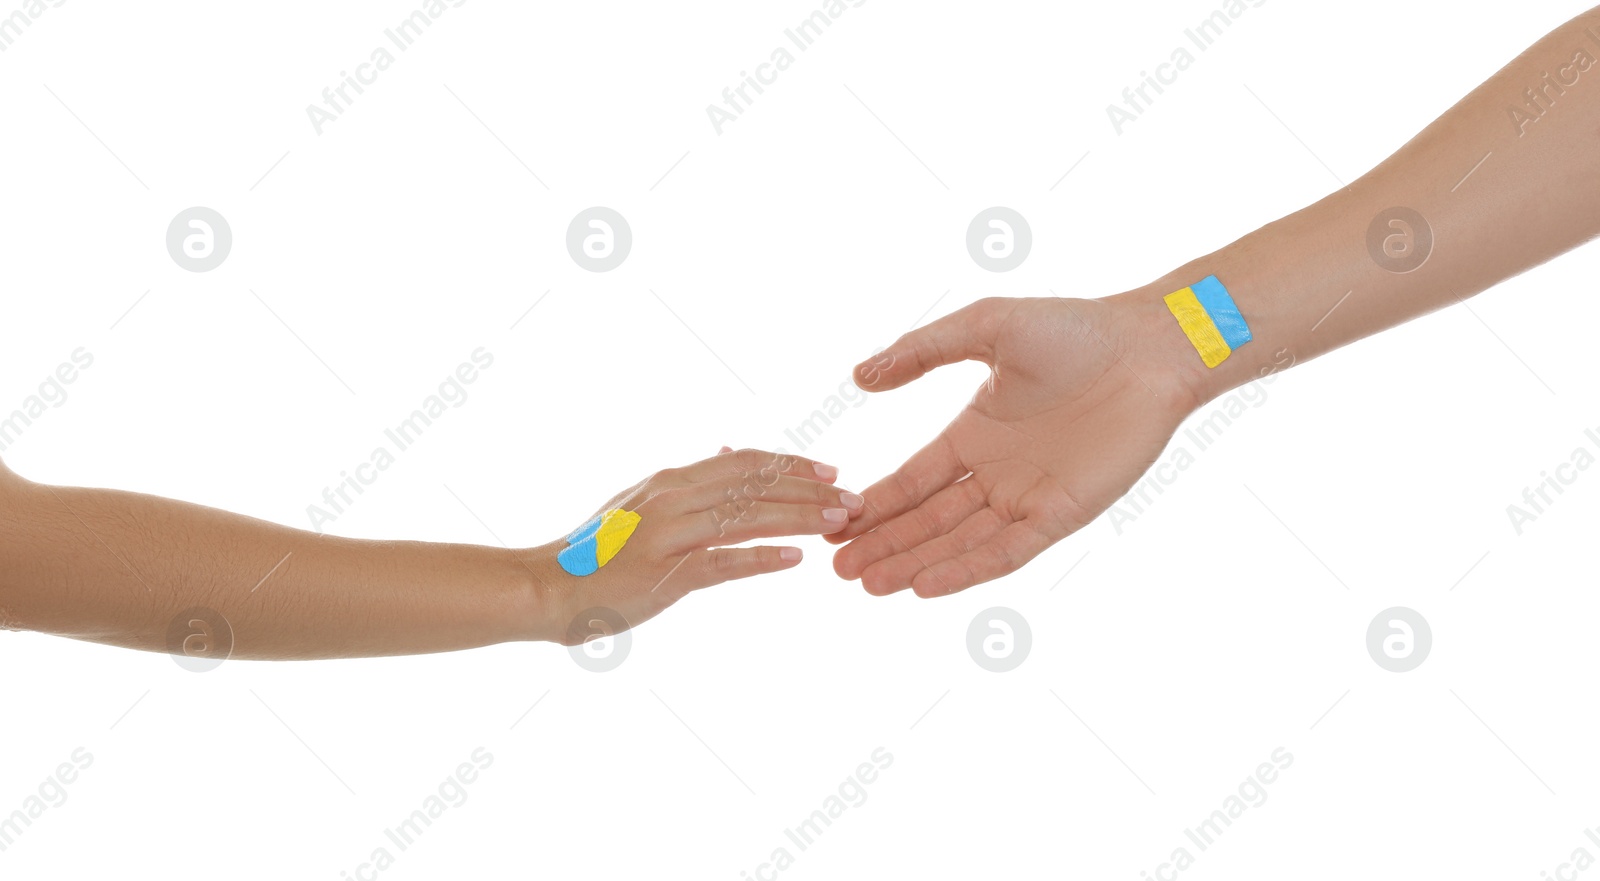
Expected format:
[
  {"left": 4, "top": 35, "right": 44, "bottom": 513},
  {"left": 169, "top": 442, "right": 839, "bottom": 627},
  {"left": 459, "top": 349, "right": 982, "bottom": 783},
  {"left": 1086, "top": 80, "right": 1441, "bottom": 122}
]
[
  {"left": 1100, "top": 288, "right": 1214, "bottom": 415},
  {"left": 1115, "top": 260, "right": 1306, "bottom": 407},
  {"left": 502, "top": 543, "right": 572, "bottom": 644}
]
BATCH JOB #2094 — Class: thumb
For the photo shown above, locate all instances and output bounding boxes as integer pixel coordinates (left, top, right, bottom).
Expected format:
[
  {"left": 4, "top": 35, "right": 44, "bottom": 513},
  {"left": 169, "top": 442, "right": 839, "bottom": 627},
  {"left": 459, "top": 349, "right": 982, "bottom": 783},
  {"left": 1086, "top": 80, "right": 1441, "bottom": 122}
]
[{"left": 854, "top": 297, "right": 1011, "bottom": 392}]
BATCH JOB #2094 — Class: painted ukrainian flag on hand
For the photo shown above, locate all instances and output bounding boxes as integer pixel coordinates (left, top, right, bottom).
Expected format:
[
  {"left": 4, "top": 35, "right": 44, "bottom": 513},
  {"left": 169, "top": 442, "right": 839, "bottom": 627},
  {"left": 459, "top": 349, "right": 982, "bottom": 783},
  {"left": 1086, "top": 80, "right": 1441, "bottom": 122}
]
[
  {"left": 1163, "top": 274, "right": 1252, "bottom": 368},
  {"left": 557, "top": 508, "right": 642, "bottom": 576}
]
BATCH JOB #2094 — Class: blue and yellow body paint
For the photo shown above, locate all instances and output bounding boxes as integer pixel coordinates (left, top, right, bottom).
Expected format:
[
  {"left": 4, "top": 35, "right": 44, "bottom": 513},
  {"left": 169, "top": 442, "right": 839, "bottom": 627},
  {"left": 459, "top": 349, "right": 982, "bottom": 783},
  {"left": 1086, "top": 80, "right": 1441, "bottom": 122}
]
[
  {"left": 1163, "top": 274, "right": 1251, "bottom": 368},
  {"left": 558, "top": 508, "right": 642, "bottom": 576}
]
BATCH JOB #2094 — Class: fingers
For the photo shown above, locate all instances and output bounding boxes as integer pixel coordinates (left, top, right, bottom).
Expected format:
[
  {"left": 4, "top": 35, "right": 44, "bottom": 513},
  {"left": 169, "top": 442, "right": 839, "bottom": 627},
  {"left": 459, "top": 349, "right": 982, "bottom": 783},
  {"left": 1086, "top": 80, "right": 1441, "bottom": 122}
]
[
  {"left": 660, "top": 475, "right": 863, "bottom": 519},
  {"left": 909, "top": 520, "right": 1055, "bottom": 598},
  {"left": 832, "top": 478, "right": 985, "bottom": 580},
  {"left": 674, "top": 499, "right": 851, "bottom": 549},
  {"left": 825, "top": 432, "right": 967, "bottom": 544},
  {"left": 680, "top": 545, "right": 804, "bottom": 591},
  {"left": 677, "top": 447, "right": 838, "bottom": 485},
  {"left": 852, "top": 298, "right": 1012, "bottom": 393},
  {"left": 859, "top": 505, "right": 1009, "bottom": 596}
]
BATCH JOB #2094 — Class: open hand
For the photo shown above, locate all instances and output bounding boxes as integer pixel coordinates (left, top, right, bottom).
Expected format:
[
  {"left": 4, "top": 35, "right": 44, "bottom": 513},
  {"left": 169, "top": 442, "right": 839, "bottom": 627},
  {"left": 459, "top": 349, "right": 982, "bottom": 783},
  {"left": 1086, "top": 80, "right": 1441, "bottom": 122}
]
[
  {"left": 541, "top": 447, "right": 862, "bottom": 643},
  {"left": 827, "top": 295, "right": 1202, "bottom": 597}
]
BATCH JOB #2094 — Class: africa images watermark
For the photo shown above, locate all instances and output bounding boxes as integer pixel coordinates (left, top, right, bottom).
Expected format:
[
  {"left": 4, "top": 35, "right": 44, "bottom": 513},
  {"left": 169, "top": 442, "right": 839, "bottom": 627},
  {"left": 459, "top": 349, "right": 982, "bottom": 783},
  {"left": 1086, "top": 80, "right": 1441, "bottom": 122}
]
[
  {"left": 705, "top": 0, "right": 869, "bottom": 135},
  {"left": 0, "top": 348, "right": 94, "bottom": 454},
  {"left": 307, "top": 347, "right": 494, "bottom": 532},
  {"left": 1538, "top": 826, "right": 1600, "bottom": 881},
  {"left": 1504, "top": 424, "right": 1600, "bottom": 536},
  {"left": 305, "top": 0, "right": 467, "bottom": 135},
  {"left": 0, "top": 0, "right": 66, "bottom": 54},
  {"left": 339, "top": 746, "right": 493, "bottom": 881},
  {"left": 1106, "top": 347, "right": 1295, "bottom": 534},
  {"left": 1508, "top": 23, "right": 1600, "bottom": 136},
  {"left": 709, "top": 450, "right": 812, "bottom": 539},
  {"left": 772, "top": 350, "right": 893, "bottom": 456},
  {"left": 0, "top": 747, "right": 93, "bottom": 854},
  {"left": 1105, "top": 0, "right": 1268, "bottom": 135},
  {"left": 1139, "top": 746, "right": 1294, "bottom": 881},
  {"left": 739, "top": 746, "right": 894, "bottom": 881}
]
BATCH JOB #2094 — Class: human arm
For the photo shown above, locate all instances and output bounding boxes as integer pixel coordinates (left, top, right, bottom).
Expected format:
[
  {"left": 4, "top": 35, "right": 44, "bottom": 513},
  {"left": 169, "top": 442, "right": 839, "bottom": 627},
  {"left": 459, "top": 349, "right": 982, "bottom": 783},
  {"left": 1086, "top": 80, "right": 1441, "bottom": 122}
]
[
  {"left": 0, "top": 448, "right": 856, "bottom": 659},
  {"left": 829, "top": 6, "right": 1600, "bottom": 596}
]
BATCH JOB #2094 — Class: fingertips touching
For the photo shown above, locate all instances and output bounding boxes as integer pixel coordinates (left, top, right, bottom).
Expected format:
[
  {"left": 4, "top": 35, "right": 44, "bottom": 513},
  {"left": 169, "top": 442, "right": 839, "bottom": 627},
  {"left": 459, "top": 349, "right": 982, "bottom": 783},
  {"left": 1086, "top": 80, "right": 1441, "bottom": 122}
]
[
  {"left": 827, "top": 437, "right": 967, "bottom": 544},
  {"left": 833, "top": 481, "right": 985, "bottom": 575}
]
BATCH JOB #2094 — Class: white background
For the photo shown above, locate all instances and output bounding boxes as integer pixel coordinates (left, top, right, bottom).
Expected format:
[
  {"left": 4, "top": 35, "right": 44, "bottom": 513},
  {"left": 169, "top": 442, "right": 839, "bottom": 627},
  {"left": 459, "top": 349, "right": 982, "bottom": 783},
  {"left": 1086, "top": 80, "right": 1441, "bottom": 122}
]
[{"left": 3, "top": 1, "right": 1599, "bottom": 878}]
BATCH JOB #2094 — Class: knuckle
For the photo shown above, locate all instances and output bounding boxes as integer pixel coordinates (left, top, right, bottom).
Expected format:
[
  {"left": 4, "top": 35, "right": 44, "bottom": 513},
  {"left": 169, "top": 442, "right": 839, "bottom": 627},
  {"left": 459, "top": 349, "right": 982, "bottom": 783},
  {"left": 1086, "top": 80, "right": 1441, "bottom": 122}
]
[
  {"left": 990, "top": 543, "right": 1016, "bottom": 574},
  {"left": 634, "top": 528, "right": 667, "bottom": 557},
  {"left": 975, "top": 296, "right": 1005, "bottom": 317},
  {"left": 755, "top": 459, "right": 785, "bottom": 486},
  {"left": 890, "top": 469, "right": 920, "bottom": 505},
  {"left": 644, "top": 490, "right": 691, "bottom": 522},
  {"left": 662, "top": 484, "right": 690, "bottom": 502},
  {"left": 636, "top": 486, "right": 677, "bottom": 512},
  {"left": 710, "top": 549, "right": 739, "bottom": 575},
  {"left": 706, "top": 500, "right": 748, "bottom": 538}
]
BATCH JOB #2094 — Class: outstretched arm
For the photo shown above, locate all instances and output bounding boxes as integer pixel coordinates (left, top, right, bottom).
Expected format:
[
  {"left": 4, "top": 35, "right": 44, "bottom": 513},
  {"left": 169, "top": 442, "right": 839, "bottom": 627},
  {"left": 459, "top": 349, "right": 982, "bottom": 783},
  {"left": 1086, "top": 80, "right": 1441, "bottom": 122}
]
[
  {"left": 830, "top": 5, "right": 1600, "bottom": 596},
  {"left": 0, "top": 448, "right": 856, "bottom": 659}
]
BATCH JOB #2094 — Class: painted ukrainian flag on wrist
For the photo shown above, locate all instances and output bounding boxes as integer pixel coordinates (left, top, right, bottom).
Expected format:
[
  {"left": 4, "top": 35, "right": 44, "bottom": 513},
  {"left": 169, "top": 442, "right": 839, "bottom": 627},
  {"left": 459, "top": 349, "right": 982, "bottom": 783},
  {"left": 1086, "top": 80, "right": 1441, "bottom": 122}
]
[{"left": 1163, "top": 274, "right": 1251, "bottom": 368}]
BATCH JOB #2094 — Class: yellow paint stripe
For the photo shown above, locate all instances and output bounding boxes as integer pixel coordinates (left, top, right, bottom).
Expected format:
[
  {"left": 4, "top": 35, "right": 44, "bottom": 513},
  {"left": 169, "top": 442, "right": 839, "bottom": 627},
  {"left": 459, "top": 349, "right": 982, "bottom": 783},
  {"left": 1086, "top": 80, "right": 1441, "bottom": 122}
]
[
  {"left": 1164, "top": 287, "right": 1232, "bottom": 368},
  {"left": 594, "top": 508, "right": 642, "bottom": 567}
]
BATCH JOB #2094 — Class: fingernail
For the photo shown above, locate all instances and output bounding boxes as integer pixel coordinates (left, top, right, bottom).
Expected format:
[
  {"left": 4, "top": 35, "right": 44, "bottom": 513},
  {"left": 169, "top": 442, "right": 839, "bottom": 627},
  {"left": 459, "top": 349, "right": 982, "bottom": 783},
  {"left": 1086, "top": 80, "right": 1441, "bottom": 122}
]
[
  {"left": 822, "top": 507, "right": 849, "bottom": 523},
  {"left": 839, "top": 492, "right": 864, "bottom": 510},
  {"left": 813, "top": 463, "right": 839, "bottom": 482},
  {"left": 779, "top": 547, "right": 802, "bottom": 562}
]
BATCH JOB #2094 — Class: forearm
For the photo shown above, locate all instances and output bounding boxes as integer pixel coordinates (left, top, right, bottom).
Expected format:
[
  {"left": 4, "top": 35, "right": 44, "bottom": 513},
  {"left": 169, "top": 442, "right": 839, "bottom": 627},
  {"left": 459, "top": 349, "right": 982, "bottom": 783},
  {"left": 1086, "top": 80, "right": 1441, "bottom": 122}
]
[
  {"left": 0, "top": 474, "right": 564, "bottom": 659},
  {"left": 1123, "top": 6, "right": 1600, "bottom": 403}
]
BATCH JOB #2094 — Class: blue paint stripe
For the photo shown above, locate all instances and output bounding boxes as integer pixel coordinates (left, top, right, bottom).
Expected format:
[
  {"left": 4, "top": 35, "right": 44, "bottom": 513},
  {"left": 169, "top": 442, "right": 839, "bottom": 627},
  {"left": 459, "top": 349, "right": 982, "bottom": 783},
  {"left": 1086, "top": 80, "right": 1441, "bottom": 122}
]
[
  {"left": 1190, "top": 275, "right": 1252, "bottom": 349},
  {"left": 565, "top": 514, "right": 602, "bottom": 544},
  {"left": 558, "top": 538, "right": 599, "bottom": 576}
]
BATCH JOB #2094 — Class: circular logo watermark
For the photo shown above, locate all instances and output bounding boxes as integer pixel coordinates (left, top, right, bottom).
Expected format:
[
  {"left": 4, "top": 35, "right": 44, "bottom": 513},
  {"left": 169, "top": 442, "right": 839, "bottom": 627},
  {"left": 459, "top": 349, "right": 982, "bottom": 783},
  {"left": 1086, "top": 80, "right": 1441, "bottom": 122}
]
[
  {"left": 566, "top": 207, "right": 632, "bottom": 272},
  {"left": 166, "top": 207, "right": 233, "bottom": 272},
  {"left": 966, "top": 207, "right": 1031, "bottom": 272},
  {"left": 966, "top": 606, "right": 1031, "bottom": 673},
  {"left": 1365, "top": 207, "right": 1431, "bottom": 273},
  {"left": 166, "top": 607, "right": 234, "bottom": 672},
  {"left": 567, "top": 607, "right": 631, "bottom": 673},
  {"left": 1365, "top": 606, "right": 1431, "bottom": 673},
  {"left": 857, "top": 348, "right": 896, "bottom": 389}
]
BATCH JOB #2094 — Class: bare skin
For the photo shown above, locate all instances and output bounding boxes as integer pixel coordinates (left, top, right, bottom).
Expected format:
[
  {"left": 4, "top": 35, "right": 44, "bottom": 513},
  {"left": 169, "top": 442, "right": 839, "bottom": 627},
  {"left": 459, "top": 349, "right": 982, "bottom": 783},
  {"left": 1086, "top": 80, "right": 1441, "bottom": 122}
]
[
  {"left": 0, "top": 448, "right": 860, "bottom": 659},
  {"left": 830, "top": 6, "right": 1600, "bottom": 596}
]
